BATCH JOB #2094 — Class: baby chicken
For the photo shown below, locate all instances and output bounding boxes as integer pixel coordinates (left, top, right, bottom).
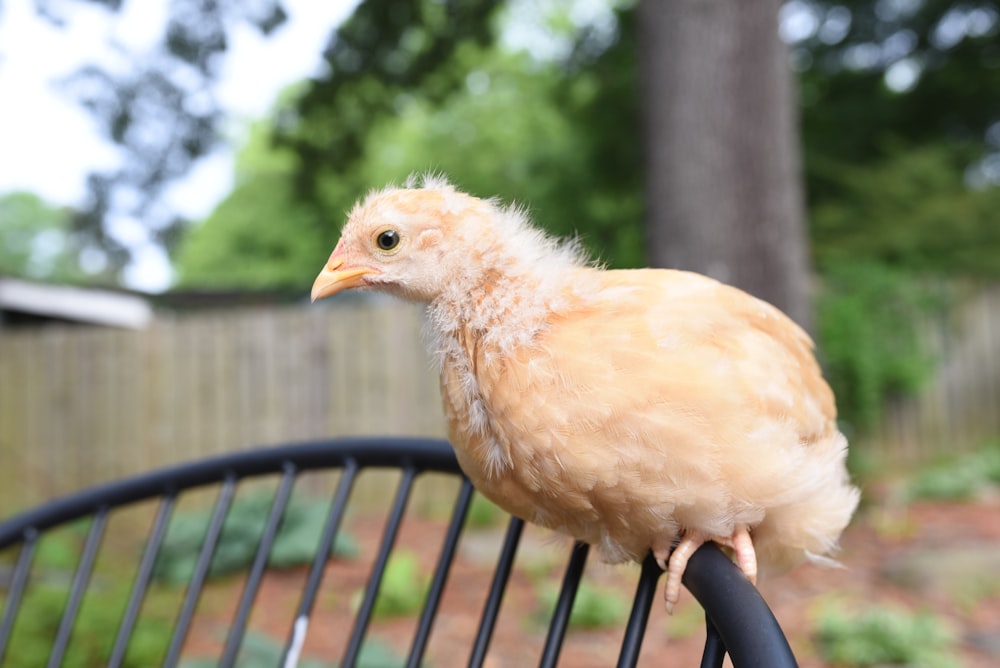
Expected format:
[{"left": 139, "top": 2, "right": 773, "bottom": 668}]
[{"left": 311, "top": 176, "right": 859, "bottom": 611}]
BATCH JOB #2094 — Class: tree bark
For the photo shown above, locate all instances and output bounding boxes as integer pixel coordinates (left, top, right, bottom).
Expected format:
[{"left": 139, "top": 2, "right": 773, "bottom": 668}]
[{"left": 637, "top": 0, "right": 812, "bottom": 329}]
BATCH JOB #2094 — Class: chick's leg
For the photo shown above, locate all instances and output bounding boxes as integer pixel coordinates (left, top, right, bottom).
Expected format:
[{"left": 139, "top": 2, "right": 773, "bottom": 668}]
[{"left": 653, "top": 525, "right": 758, "bottom": 614}]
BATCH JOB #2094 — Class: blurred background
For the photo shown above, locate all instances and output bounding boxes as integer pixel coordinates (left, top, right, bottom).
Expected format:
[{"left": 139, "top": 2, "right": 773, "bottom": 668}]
[{"left": 1, "top": 0, "right": 999, "bottom": 665}]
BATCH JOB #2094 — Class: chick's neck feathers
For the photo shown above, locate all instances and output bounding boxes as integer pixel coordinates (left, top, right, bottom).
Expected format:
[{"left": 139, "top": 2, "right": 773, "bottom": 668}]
[{"left": 425, "top": 193, "right": 591, "bottom": 355}]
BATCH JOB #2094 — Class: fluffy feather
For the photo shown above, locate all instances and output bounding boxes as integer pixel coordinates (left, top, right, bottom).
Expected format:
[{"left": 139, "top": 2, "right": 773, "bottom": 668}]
[{"left": 312, "top": 177, "right": 860, "bottom": 608}]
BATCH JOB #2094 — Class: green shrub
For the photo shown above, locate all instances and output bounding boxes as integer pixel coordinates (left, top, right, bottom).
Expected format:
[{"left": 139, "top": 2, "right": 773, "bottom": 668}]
[
  {"left": 352, "top": 637, "right": 413, "bottom": 668},
  {"left": 817, "top": 262, "right": 945, "bottom": 432},
  {"left": 909, "top": 441, "right": 1000, "bottom": 501},
  {"left": 153, "top": 491, "right": 358, "bottom": 584},
  {"left": 4, "top": 583, "right": 175, "bottom": 668},
  {"left": 814, "top": 602, "right": 961, "bottom": 668},
  {"left": 180, "top": 631, "right": 332, "bottom": 668}
]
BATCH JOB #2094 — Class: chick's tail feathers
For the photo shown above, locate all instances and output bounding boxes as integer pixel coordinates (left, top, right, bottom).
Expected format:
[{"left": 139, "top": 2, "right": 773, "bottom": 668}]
[{"left": 751, "top": 432, "right": 860, "bottom": 577}]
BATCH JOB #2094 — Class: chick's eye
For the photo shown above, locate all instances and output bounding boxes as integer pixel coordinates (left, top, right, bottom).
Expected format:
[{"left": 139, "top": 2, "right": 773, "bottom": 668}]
[{"left": 376, "top": 229, "right": 400, "bottom": 252}]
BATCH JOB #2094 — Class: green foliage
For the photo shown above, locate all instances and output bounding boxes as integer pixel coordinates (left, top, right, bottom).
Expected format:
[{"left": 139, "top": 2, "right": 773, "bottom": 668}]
[
  {"left": 33, "top": 529, "right": 88, "bottom": 571},
  {"left": 816, "top": 261, "right": 944, "bottom": 431},
  {"left": 4, "top": 583, "right": 175, "bottom": 668},
  {"left": 908, "top": 441, "right": 1000, "bottom": 501},
  {"left": 464, "top": 492, "right": 504, "bottom": 529},
  {"left": 370, "top": 550, "right": 428, "bottom": 618},
  {"left": 814, "top": 602, "right": 962, "bottom": 668},
  {"left": 358, "top": 42, "right": 644, "bottom": 268},
  {"left": 173, "top": 172, "right": 327, "bottom": 290},
  {"left": 173, "top": 117, "right": 330, "bottom": 290},
  {"left": 180, "top": 631, "right": 332, "bottom": 668},
  {"left": 277, "top": 0, "right": 501, "bottom": 205},
  {"left": 153, "top": 491, "right": 358, "bottom": 585},
  {"left": 811, "top": 144, "right": 1000, "bottom": 436},
  {"left": 350, "top": 638, "right": 413, "bottom": 668},
  {"left": 537, "top": 581, "right": 628, "bottom": 630},
  {"left": 812, "top": 144, "right": 1000, "bottom": 279},
  {"left": 797, "top": 0, "right": 1000, "bottom": 208},
  {"left": 0, "top": 192, "right": 88, "bottom": 283}
]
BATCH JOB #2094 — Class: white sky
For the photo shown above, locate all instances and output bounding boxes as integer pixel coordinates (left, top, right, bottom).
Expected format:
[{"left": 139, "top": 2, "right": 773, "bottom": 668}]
[{"left": 0, "top": 0, "right": 359, "bottom": 290}]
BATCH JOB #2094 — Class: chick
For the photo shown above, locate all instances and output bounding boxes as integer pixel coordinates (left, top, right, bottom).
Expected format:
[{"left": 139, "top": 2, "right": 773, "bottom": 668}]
[{"left": 311, "top": 176, "right": 859, "bottom": 611}]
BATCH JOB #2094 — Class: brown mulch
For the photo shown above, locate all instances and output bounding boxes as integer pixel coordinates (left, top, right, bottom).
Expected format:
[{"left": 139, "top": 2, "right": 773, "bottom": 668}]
[{"left": 181, "top": 493, "right": 1000, "bottom": 667}]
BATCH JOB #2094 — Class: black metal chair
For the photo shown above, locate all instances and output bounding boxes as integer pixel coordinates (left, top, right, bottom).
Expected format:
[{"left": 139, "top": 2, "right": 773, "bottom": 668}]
[{"left": 0, "top": 437, "right": 797, "bottom": 667}]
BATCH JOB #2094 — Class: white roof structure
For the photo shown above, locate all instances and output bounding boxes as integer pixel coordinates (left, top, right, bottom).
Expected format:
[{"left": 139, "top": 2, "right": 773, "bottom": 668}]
[{"left": 0, "top": 277, "right": 152, "bottom": 329}]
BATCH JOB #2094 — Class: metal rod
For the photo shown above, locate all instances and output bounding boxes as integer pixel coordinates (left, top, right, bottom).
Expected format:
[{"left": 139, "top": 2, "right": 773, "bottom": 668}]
[
  {"left": 700, "top": 611, "right": 727, "bottom": 668},
  {"left": 406, "top": 478, "right": 474, "bottom": 668},
  {"left": 539, "top": 542, "right": 590, "bottom": 668},
  {"left": 108, "top": 495, "right": 176, "bottom": 668},
  {"left": 0, "top": 532, "right": 38, "bottom": 663},
  {"left": 220, "top": 463, "right": 298, "bottom": 666},
  {"left": 342, "top": 467, "right": 416, "bottom": 667},
  {"left": 47, "top": 509, "right": 109, "bottom": 668},
  {"left": 616, "top": 552, "right": 662, "bottom": 668},
  {"left": 281, "top": 460, "right": 359, "bottom": 667},
  {"left": 468, "top": 515, "right": 524, "bottom": 668},
  {"left": 164, "top": 474, "right": 238, "bottom": 668}
]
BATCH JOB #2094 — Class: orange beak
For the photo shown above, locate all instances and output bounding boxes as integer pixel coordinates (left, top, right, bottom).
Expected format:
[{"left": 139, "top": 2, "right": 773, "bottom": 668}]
[{"left": 310, "top": 253, "right": 378, "bottom": 302}]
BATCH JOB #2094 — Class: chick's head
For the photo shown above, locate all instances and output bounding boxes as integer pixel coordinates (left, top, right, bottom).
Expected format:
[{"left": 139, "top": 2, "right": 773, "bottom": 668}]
[{"left": 311, "top": 181, "right": 491, "bottom": 304}]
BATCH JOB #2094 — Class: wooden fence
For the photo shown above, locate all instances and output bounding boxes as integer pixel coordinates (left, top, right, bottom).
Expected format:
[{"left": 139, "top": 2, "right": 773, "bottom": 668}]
[
  {"left": 860, "top": 284, "right": 1000, "bottom": 463},
  {"left": 2, "top": 286, "right": 999, "bottom": 513},
  {"left": 0, "top": 299, "right": 445, "bottom": 512}
]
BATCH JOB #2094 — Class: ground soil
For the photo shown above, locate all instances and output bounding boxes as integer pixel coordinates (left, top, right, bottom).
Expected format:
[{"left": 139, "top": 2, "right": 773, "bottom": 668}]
[{"left": 182, "top": 491, "right": 1000, "bottom": 667}]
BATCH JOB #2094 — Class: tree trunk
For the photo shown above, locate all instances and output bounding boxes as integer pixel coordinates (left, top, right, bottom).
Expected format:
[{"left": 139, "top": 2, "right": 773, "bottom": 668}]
[{"left": 637, "top": 0, "right": 812, "bottom": 329}]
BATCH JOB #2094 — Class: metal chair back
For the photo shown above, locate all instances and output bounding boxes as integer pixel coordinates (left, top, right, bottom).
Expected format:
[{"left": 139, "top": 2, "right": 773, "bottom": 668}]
[{"left": 0, "top": 437, "right": 796, "bottom": 667}]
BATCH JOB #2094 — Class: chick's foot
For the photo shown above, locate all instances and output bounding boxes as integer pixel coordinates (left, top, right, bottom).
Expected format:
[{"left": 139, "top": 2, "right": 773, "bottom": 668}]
[{"left": 654, "top": 525, "right": 758, "bottom": 614}]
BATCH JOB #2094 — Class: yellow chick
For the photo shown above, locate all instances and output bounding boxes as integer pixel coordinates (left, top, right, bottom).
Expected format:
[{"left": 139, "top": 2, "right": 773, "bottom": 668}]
[{"left": 311, "top": 176, "right": 859, "bottom": 611}]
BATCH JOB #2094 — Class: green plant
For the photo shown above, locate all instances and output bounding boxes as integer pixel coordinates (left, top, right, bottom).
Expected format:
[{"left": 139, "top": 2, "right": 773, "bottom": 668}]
[
  {"left": 464, "top": 493, "right": 504, "bottom": 529},
  {"left": 352, "top": 637, "right": 413, "bottom": 668},
  {"left": 908, "top": 441, "right": 1000, "bottom": 501},
  {"left": 537, "top": 582, "right": 628, "bottom": 630},
  {"left": 153, "top": 491, "right": 358, "bottom": 585},
  {"left": 814, "top": 602, "right": 962, "bottom": 668},
  {"left": 369, "top": 550, "right": 428, "bottom": 618},
  {"left": 33, "top": 529, "right": 87, "bottom": 571},
  {"left": 817, "top": 261, "right": 945, "bottom": 432},
  {"left": 4, "top": 583, "right": 175, "bottom": 668},
  {"left": 180, "top": 631, "right": 332, "bottom": 668}
]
